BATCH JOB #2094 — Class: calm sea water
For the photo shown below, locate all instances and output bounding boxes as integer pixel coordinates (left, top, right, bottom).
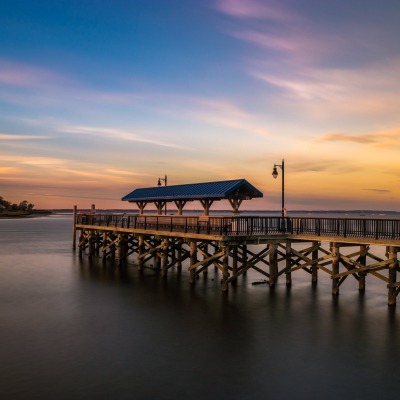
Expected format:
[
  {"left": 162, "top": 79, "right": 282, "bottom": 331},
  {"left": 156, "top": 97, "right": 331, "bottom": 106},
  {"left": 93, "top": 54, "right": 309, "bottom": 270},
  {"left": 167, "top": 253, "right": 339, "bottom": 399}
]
[{"left": 1, "top": 213, "right": 399, "bottom": 400}]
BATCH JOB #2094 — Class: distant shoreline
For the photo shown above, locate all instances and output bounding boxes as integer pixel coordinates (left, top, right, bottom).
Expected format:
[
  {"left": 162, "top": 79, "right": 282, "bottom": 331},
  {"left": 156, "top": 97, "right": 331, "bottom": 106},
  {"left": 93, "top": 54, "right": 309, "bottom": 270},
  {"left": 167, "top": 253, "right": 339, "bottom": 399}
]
[{"left": 0, "top": 210, "right": 53, "bottom": 219}]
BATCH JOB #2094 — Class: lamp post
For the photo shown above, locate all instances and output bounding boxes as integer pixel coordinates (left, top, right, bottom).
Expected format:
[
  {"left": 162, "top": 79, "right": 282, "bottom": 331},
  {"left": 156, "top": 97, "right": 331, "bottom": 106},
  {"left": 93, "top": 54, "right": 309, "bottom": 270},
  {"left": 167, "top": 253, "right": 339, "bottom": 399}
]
[
  {"left": 272, "top": 159, "right": 285, "bottom": 218},
  {"left": 157, "top": 174, "right": 167, "bottom": 215}
]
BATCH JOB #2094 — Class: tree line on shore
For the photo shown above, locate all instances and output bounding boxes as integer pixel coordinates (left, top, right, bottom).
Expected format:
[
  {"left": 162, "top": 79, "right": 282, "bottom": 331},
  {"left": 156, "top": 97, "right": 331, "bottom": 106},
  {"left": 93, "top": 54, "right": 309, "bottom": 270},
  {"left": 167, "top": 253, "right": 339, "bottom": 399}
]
[{"left": 0, "top": 196, "right": 35, "bottom": 213}]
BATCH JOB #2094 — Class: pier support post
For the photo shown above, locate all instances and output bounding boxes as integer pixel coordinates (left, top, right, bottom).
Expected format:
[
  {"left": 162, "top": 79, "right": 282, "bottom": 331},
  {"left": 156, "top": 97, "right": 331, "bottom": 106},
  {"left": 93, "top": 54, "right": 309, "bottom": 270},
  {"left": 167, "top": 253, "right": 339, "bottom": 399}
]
[
  {"left": 177, "top": 240, "right": 182, "bottom": 272},
  {"left": 72, "top": 205, "right": 77, "bottom": 249},
  {"left": 95, "top": 231, "right": 100, "bottom": 256},
  {"left": 242, "top": 245, "right": 248, "bottom": 276},
  {"left": 222, "top": 246, "right": 229, "bottom": 291},
  {"left": 359, "top": 245, "right": 367, "bottom": 292},
  {"left": 154, "top": 239, "right": 161, "bottom": 271},
  {"left": 232, "top": 246, "right": 238, "bottom": 283},
  {"left": 102, "top": 232, "right": 107, "bottom": 263},
  {"left": 161, "top": 238, "right": 169, "bottom": 277},
  {"left": 78, "top": 229, "right": 83, "bottom": 258},
  {"left": 117, "top": 234, "right": 124, "bottom": 267},
  {"left": 331, "top": 243, "right": 340, "bottom": 296},
  {"left": 388, "top": 246, "right": 398, "bottom": 306},
  {"left": 269, "top": 243, "right": 278, "bottom": 287},
  {"left": 286, "top": 242, "right": 292, "bottom": 287},
  {"left": 203, "top": 243, "right": 209, "bottom": 277},
  {"left": 189, "top": 241, "right": 197, "bottom": 285},
  {"left": 312, "top": 241, "right": 319, "bottom": 285},
  {"left": 138, "top": 235, "right": 144, "bottom": 271},
  {"left": 88, "top": 231, "right": 93, "bottom": 260}
]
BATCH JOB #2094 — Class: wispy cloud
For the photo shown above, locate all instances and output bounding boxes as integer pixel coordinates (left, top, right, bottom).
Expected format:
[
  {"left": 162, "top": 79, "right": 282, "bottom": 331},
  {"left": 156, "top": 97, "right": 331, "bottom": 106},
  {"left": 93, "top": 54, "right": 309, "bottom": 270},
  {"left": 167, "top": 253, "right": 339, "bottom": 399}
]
[
  {"left": 0, "top": 133, "right": 49, "bottom": 140},
  {"left": 318, "top": 129, "right": 400, "bottom": 147},
  {"left": 213, "top": 1, "right": 400, "bottom": 123},
  {"left": 250, "top": 60, "right": 400, "bottom": 119},
  {"left": 153, "top": 94, "right": 271, "bottom": 137},
  {"left": 214, "top": 0, "right": 295, "bottom": 21},
  {"left": 58, "top": 125, "right": 185, "bottom": 149},
  {"left": 0, "top": 58, "right": 65, "bottom": 88},
  {"left": 363, "top": 188, "right": 390, "bottom": 193},
  {"left": 0, "top": 58, "right": 144, "bottom": 109}
]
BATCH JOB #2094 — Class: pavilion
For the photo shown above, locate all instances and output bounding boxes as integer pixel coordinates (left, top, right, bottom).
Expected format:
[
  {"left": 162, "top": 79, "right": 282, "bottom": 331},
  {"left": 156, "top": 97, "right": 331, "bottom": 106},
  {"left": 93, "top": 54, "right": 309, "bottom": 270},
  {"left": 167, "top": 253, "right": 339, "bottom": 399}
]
[{"left": 121, "top": 179, "right": 263, "bottom": 215}]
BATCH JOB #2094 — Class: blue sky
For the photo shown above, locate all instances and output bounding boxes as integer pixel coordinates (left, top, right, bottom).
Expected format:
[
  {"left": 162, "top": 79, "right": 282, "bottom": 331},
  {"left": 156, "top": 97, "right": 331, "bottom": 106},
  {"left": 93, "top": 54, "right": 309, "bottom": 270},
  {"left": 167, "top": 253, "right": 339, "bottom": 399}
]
[{"left": 1, "top": 0, "right": 400, "bottom": 210}]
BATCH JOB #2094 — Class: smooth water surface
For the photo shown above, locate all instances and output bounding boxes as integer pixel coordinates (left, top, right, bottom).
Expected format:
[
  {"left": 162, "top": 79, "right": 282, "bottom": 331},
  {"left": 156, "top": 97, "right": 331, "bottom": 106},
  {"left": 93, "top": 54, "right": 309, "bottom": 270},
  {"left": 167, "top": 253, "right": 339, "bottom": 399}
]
[{"left": 0, "top": 214, "right": 399, "bottom": 399}]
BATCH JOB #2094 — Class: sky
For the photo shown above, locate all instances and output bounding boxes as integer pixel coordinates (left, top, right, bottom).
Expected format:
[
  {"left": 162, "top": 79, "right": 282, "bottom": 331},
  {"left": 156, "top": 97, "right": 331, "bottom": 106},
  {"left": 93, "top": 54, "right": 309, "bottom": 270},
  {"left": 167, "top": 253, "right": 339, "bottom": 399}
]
[{"left": 1, "top": 0, "right": 400, "bottom": 211}]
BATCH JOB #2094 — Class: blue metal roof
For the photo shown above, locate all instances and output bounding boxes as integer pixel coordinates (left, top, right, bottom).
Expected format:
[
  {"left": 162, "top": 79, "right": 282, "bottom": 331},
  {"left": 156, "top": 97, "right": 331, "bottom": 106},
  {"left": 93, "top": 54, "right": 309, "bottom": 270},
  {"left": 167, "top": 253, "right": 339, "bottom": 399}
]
[{"left": 122, "top": 179, "right": 263, "bottom": 202}]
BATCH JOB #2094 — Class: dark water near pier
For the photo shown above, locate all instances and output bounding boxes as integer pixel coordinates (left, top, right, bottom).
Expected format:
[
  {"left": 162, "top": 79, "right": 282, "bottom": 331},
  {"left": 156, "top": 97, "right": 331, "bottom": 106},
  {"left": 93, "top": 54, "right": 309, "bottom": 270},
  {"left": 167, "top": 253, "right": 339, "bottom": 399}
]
[{"left": 0, "top": 214, "right": 400, "bottom": 400}]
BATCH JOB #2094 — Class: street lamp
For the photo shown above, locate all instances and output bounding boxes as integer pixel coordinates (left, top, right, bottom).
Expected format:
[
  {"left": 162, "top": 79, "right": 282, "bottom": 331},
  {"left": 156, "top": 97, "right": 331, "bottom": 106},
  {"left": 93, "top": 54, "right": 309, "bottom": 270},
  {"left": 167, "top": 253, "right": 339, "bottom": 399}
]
[
  {"left": 157, "top": 174, "right": 167, "bottom": 215},
  {"left": 272, "top": 159, "right": 285, "bottom": 218}
]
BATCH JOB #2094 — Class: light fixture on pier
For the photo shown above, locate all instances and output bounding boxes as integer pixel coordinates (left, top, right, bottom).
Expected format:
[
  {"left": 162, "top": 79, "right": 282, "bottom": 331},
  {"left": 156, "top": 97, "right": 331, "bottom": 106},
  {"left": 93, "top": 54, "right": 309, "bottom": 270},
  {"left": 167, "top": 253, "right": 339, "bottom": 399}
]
[
  {"left": 158, "top": 174, "right": 167, "bottom": 186},
  {"left": 157, "top": 174, "right": 168, "bottom": 214},
  {"left": 272, "top": 160, "right": 285, "bottom": 218}
]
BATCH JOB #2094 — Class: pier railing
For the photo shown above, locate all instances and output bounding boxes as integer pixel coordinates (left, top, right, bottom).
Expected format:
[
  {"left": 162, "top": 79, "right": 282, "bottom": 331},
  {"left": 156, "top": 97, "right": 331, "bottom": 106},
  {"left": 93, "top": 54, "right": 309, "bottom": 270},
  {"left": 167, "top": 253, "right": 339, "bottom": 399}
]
[{"left": 76, "top": 214, "right": 400, "bottom": 241}]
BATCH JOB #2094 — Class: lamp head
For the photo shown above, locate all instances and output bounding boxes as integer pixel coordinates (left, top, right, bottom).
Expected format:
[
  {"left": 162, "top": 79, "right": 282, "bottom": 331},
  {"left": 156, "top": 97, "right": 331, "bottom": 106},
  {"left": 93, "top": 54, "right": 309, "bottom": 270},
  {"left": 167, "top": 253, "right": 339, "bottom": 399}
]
[
  {"left": 272, "top": 165, "right": 278, "bottom": 179},
  {"left": 157, "top": 178, "right": 162, "bottom": 186}
]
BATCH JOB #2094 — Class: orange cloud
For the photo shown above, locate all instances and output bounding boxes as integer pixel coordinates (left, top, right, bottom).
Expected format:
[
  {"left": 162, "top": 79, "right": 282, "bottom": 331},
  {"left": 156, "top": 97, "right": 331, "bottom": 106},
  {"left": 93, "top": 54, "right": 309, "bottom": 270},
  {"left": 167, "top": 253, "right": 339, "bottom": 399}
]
[{"left": 318, "top": 130, "right": 400, "bottom": 147}]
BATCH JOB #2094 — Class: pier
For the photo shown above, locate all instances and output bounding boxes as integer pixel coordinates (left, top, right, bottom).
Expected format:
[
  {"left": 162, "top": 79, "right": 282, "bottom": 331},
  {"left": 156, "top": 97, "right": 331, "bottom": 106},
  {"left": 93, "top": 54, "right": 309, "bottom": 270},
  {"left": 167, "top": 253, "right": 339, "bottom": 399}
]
[{"left": 74, "top": 211, "right": 400, "bottom": 306}]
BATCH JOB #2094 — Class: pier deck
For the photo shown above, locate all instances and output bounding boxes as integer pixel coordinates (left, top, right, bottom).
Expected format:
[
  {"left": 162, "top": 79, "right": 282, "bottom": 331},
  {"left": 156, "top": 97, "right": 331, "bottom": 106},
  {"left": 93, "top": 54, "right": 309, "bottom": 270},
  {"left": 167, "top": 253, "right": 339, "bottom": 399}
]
[{"left": 74, "top": 213, "right": 400, "bottom": 306}]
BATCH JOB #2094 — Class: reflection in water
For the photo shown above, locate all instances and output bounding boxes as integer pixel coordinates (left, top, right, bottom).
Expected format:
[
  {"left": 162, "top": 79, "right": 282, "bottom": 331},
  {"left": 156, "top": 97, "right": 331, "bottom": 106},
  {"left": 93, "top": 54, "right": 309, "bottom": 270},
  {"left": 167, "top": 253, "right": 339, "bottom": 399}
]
[{"left": 0, "top": 215, "right": 399, "bottom": 399}]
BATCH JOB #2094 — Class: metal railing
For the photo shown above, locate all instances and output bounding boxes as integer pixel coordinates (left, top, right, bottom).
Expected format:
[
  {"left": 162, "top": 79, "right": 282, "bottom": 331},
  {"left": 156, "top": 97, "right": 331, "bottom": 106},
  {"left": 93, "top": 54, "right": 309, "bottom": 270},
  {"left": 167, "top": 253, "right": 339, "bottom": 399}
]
[{"left": 76, "top": 214, "right": 400, "bottom": 241}]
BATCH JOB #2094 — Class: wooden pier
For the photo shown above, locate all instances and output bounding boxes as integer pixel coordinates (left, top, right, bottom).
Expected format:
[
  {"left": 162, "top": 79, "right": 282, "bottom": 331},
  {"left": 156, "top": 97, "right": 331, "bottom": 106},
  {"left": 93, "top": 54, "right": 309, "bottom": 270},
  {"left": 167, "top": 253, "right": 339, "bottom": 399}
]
[{"left": 73, "top": 209, "right": 400, "bottom": 306}]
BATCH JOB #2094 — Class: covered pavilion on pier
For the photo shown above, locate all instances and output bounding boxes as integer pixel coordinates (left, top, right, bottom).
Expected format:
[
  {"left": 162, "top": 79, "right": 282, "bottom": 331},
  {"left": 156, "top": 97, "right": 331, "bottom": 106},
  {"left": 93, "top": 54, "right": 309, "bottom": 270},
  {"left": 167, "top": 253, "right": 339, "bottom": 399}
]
[{"left": 121, "top": 178, "right": 263, "bottom": 215}]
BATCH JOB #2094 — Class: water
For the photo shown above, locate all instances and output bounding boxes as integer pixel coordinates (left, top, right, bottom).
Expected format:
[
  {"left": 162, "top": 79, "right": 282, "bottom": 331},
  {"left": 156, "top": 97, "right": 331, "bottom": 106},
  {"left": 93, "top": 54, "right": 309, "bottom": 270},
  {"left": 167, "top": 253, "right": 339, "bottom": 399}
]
[{"left": 0, "top": 214, "right": 399, "bottom": 399}]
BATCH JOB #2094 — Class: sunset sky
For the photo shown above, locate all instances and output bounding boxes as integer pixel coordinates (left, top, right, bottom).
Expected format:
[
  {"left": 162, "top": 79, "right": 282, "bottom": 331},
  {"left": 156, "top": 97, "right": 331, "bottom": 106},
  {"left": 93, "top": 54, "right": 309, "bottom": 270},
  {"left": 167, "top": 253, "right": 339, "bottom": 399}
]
[{"left": 1, "top": 0, "right": 400, "bottom": 211}]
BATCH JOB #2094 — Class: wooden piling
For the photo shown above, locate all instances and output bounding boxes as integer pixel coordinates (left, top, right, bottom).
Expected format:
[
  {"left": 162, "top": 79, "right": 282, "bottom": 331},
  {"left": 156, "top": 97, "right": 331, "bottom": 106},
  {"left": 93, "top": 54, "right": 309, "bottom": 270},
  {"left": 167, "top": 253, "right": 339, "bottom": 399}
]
[
  {"left": 189, "top": 241, "right": 197, "bottom": 285},
  {"left": 388, "top": 246, "right": 398, "bottom": 306},
  {"left": 177, "top": 240, "right": 182, "bottom": 272},
  {"left": 232, "top": 246, "right": 238, "bottom": 283},
  {"left": 161, "top": 238, "right": 169, "bottom": 277},
  {"left": 269, "top": 243, "right": 278, "bottom": 287},
  {"left": 286, "top": 242, "right": 292, "bottom": 287},
  {"left": 72, "top": 205, "right": 77, "bottom": 249},
  {"left": 311, "top": 241, "right": 318, "bottom": 285},
  {"left": 331, "top": 242, "right": 340, "bottom": 295},
  {"left": 242, "top": 244, "right": 248, "bottom": 276},
  {"left": 359, "top": 245, "right": 367, "bottom": 291},
  {"left": 222, "top": 246, "right": 229, "bottom": 291}
]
